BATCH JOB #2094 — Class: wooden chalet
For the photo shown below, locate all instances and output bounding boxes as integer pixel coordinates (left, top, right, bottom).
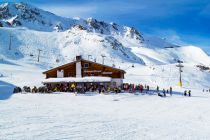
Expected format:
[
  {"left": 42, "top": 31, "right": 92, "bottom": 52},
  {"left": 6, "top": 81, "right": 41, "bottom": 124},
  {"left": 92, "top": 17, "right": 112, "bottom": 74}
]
[{"left": 42, "top": 56, "right": 125, "bottom": 87}]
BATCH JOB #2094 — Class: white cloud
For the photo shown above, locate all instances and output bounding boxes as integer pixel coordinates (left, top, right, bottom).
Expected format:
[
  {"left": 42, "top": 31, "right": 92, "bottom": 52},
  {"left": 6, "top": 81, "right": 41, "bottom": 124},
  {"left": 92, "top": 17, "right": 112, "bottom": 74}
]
[
  {"left": 150, "top": 29, "right": 210, "bottom": 53},
  {"left": 37, "top": 1, "right": 147, "bottom": 19},
  {"left": 149, "top": 29, "right": 189, "bottom": 46},
  {"left": 37, "top": 0, "right": 206, "bottom": 20},
  {"left": 39, "top": 5, "right": 97, "bottom": 18}
]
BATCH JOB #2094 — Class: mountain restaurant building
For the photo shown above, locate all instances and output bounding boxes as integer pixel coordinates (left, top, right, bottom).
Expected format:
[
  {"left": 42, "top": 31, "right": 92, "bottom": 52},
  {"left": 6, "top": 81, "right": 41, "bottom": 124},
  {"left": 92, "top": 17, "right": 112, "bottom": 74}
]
[{"left": 42, "top": 56, "right": 125, "bottom": 90}]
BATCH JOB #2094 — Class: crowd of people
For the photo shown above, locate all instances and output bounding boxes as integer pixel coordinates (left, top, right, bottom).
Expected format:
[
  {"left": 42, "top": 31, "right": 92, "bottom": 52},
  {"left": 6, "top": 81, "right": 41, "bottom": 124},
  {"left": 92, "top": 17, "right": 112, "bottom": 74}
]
[
  {"left": 15, "top": 83, "right": 122, "bottom": 94},
  {"left": 184, "top": 90, "right": 191, "bottom": 97},
  {"left": 123, "top": 84, "right": 175, "bottom": 97},
  {"left": 13, "top": 83, "right": 192, "bottom": 97},
  {"left": 203, "top": 89, "right": 210, "bottom": 93}
]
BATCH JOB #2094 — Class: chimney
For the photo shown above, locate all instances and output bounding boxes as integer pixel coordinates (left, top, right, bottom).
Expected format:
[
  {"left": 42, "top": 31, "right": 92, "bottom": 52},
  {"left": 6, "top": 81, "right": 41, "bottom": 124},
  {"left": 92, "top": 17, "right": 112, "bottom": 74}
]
[
  {"left": 76, "top": 55, "right": 82, "bottom": 61},
  {"left": 76, "top": 56, "right": 82, "bottom": 77}
]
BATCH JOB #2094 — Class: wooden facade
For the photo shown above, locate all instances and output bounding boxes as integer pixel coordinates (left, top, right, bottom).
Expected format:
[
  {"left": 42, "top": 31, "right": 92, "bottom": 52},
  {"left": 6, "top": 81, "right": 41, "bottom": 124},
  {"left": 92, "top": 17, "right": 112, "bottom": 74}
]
[{"left": 43, "top": 56, "right": 125, "bottom": 80}]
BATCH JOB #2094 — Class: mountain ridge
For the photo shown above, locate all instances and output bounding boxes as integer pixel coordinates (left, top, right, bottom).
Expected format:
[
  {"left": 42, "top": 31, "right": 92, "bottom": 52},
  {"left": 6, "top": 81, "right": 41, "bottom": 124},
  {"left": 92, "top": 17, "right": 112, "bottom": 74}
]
[
  {"left": 0, "top": 2, "right": 209, "bottom": 65},
  {"left": 1, "top": 2, "right": 210, "bottom": 89}
]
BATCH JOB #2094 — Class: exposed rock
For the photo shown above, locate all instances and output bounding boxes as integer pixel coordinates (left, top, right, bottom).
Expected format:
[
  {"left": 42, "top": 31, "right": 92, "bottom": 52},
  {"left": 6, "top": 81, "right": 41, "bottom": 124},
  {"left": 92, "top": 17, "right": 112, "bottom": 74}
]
[
  {"left": 54, "top": 22, "right": 63, "bottom": 31},
  {"left": 111, "top": 23, "right": 119, "bottom": 30},
  {"left": 73, "top": 24, "right": 86, "bottom": 30},
  {"left": 196, "top": 65, "right": 210, "bottom": 71}
]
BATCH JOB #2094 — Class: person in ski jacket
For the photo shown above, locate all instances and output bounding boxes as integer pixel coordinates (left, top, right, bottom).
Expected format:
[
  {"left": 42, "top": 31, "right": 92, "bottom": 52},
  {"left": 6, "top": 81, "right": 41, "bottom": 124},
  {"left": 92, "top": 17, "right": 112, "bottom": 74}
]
[
  {"left": 184, "top": 90, "right": 187, "bottom": 96},
  {"left": 139, "top": 85, "right": 143, "bottom": 93},
  {"left": 54, "top": 87, "right": 58, "bottom": 92},
  {"left": 188, "top": 90, "right": 191, "bottom": 97},
  {"left": 131, "top": 84, "right": 135, "bottom": 93},
  {"left": 169, "top": 87, "right": 172, "bottom": 96},
  {"left": 71, "top": 83, "right": 76, "bottom": 92},
  {"left": 163, "top": 89, "right": 166, "bottom": 97},
  {"left": 147, "top": 85, "right": 149, "bottom": 92},
  {"left": 157, "top": 86, "right": 159, "bottom": 92}
]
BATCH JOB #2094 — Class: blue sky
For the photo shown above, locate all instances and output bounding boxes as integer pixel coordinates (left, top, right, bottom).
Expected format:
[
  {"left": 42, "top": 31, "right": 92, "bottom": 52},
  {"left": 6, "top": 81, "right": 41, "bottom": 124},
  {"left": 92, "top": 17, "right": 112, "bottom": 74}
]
[{"left": 3, "top": 0, "right": 210, "bottom": 52}]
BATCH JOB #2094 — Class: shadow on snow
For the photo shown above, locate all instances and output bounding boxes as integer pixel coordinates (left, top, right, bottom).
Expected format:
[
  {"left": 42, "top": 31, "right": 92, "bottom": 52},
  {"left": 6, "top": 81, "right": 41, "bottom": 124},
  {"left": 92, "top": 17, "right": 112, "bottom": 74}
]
[
  {"left": 0, "top": 59, "right": 20, "bottom": 66},
  {"left": 0, "top": 80, "right": 15, "bottom": 100}
]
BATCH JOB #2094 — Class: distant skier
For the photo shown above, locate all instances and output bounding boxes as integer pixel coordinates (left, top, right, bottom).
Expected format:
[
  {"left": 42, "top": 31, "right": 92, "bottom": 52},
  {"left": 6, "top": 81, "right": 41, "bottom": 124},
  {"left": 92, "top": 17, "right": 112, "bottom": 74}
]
[
  {"left": 139, "top": 84, "right": 143, "bottom": 93},
  {"left": 147, "top": 85, "right": 149, "bottom": 93},
  {"left": 163, "top": 89, "right": 166, "bottom": 97},
  {"left": 130, "top": 84, "right": 135, "bottom": 93},
  {"left": 184, "top": 90, "right": 187, "bottom": 96},
  {"left": 157, "top": 86, "right": 159, "bottom": 92},
  {"left": 169, "top": 87, "right": 172, "bottom": 96},
  {"left": 188, "top": 90, "right": 191, "bottom": 97},
  {"left": 132, "top": 84, "right": 135, "bottom": 93}
]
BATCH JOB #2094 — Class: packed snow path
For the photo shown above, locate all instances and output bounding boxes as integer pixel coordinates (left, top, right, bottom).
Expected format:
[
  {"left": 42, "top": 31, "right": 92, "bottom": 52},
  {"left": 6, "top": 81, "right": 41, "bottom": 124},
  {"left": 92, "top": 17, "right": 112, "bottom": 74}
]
[{"left": 1, "top": 92, "right": 210, "bottom": 140}]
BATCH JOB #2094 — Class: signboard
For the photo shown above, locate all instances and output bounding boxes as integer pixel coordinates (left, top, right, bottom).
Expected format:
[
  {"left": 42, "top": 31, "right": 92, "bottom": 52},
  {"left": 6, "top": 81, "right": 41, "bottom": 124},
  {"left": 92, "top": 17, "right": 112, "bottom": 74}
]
[{"left": 102, "top": 72, "right": 112, "bottom": 74}]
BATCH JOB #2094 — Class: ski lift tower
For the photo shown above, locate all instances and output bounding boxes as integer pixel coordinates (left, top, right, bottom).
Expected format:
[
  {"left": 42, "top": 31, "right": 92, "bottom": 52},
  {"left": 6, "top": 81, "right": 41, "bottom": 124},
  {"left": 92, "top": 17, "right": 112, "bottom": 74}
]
[{"left": 176, "top": 60, "right": 184, "bottom": 87}]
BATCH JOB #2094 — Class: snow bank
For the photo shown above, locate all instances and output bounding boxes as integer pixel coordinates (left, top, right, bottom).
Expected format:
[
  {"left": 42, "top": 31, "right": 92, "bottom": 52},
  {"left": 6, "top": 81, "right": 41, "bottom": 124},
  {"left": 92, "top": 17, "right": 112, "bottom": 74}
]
[{"left": 0, "top": 81, "right": 15, "bottom": 100}]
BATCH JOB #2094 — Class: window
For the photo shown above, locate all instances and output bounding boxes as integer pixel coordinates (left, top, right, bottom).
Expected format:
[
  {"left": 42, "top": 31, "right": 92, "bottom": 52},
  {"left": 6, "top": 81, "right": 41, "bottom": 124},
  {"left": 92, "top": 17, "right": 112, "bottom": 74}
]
[{"left": 84, "top": 63, "right": 89, "bottom": 68}]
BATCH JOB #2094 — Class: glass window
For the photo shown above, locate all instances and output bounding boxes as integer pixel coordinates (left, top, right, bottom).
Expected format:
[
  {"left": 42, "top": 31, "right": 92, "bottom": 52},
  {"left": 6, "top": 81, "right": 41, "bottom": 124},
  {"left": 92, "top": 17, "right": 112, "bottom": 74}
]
[{"left": 84, "top": 63, "right": 89, "bottom": 68}]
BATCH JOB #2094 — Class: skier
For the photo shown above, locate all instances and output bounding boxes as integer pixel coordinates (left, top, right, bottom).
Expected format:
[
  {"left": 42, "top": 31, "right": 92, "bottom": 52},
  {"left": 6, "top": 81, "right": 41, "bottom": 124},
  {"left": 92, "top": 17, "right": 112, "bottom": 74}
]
[
  {"left": 163, "top": 89, "right": 166, "bottom": 97},
  {"left": 156, "top": 86, "right": 159, "bottom": 92},
  {"left": 146, "top": 85, "right": 149, "bottom": 93},
  {"left": 98, "top": 86, "right": 102, "bottom": 94},
  {"left": 139, "top": 84, "right": 143, "bottom": 93},
  {"left": 184, "top": 90, "right": 187, "bottom": 96},
  {"left": 129, "top": 84, "right": 133, "bottom": 93},
  {"left": 71, "top": 83, "right": 76, "bottom": 92},
  {"left": 32, "top": 86, "right": 38, "bottom": 93},
  {"left": 169, "top": 87, "right": 172, "bottom": 96},
  {"left": 132, "top": 84, "right": 135, "bottom": 93},
  {"left": 188, "top": 90, "right": 191, "bottom": 97}
]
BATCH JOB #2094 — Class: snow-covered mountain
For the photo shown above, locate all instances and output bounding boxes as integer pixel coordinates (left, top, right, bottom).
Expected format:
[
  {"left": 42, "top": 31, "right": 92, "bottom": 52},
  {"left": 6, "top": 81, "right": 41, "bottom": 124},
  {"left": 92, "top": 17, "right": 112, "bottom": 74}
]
[{"left": 1, "top": 2, "right": 210, "bottom": 89}]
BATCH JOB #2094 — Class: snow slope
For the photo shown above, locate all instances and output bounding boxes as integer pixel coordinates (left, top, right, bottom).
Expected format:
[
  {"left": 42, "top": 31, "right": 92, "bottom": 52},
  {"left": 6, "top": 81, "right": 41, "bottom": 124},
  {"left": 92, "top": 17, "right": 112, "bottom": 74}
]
[
  {"left": 1, "top": 3, "right": 210, "bottom": 139},
  {"left": 0, "top": 2, "right": 210, "bottom": 91},
  {"left": 1, "top": 92, "right": 210, "bottom": 140}
]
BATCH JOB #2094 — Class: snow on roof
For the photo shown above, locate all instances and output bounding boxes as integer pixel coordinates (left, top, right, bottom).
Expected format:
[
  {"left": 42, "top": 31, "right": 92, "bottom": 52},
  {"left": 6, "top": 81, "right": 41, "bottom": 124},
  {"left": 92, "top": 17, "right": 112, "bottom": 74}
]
[{"left": 42, "top": 76, "right": 112, "bottom": 83}]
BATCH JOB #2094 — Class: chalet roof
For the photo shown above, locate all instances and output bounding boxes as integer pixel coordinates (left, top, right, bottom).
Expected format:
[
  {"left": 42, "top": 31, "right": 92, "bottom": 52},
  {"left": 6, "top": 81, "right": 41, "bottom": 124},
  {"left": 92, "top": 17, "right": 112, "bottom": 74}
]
[{"left": 43, "top": 58, "right": 126, "bottom": 74}]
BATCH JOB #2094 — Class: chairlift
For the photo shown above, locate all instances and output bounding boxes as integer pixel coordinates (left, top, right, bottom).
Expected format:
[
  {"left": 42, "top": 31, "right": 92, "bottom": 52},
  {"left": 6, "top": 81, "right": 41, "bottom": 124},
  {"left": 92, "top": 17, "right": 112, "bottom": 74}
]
[
  {"left": 177, "top": 60, "right": 183, "bottom": 63},
  {"left": 30, "top": 53, "right": 34, "bottom": 57}
]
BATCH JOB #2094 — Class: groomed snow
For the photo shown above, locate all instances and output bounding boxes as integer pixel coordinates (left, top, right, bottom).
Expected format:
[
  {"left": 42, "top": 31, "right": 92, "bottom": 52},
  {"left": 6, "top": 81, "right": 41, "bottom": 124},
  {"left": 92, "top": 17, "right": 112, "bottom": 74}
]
[{"left": 1, "top": 92, "right": 210, "bottom": 140}]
